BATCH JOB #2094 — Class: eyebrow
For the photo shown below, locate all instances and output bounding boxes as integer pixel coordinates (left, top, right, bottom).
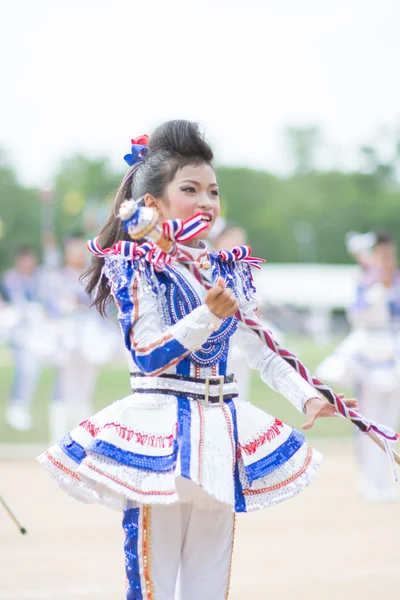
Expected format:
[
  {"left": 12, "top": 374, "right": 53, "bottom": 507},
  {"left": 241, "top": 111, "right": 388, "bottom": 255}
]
[{"left": 179, "top": 179, "right": 219, "bottom": 187}]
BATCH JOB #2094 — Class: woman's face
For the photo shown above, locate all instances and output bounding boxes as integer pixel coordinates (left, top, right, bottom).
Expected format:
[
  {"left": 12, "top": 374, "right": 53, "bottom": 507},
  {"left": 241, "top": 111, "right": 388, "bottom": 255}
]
[{"left": 151, "top": 163, "right": 220, "bottom": 243}]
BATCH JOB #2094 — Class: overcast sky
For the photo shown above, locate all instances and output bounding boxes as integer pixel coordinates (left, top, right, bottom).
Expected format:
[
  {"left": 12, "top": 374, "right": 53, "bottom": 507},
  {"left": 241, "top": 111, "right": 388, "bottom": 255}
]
[{"left": 1, "top": 0, "right": 399, "bottom": 185}]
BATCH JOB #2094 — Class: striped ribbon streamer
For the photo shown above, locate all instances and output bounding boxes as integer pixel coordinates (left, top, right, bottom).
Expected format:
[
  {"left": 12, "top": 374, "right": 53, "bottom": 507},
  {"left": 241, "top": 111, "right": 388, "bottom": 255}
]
[
  {"left": 218, "top": 246, "right": 265, "bottom": 269},
  {"left": 185, "top": 261, "right": 399, "bottom": 445},
  {"left": 88, "top": 213, "right": 208, "bottom": 270},
  {"left": 163, "top": 213, "right": 208, "bottom": 243},
  {"left": 87, "top": 237, "right": 152, "bottom": 260}
]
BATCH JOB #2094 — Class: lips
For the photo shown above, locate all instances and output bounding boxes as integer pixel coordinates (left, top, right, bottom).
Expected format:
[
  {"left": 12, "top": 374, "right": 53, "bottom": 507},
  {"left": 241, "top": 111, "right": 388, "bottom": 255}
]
[{"left": 200, "top": 213, "right": 213, "bottom": 223}]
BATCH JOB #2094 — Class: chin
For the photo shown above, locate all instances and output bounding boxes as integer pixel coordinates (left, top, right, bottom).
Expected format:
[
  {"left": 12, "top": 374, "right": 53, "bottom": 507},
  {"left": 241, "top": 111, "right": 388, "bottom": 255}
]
[{"left": 196, "top": 228, "right": 211, "bottom": 241}]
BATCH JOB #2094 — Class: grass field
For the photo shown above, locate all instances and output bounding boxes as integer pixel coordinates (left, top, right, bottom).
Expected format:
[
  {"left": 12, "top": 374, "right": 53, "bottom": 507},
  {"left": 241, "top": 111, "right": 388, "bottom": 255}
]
[{"left": 0, "top": 335, "right": 354, "bottom": 444}]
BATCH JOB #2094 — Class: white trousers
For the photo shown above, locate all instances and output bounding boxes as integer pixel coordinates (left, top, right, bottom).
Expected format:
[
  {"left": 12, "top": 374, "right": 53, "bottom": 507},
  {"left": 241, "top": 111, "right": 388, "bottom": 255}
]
[
  {"left": 9, "top": 346, "right": 41, "bottom": 409},
  {"left": 355, "top": 382, "right": 400, "bottom": 497},
  {"left": 123, "top": 500, "right": 235, "bottom": 600}
]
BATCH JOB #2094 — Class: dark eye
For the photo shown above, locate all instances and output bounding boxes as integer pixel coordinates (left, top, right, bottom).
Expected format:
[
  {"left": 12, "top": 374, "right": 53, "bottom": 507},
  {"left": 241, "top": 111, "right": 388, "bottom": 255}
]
[
  {"left": 211, "top": 189, "right": 219, "bottom": 196},
  {"left": 181, "top": 186, "right": 196, "bottom": 194}
]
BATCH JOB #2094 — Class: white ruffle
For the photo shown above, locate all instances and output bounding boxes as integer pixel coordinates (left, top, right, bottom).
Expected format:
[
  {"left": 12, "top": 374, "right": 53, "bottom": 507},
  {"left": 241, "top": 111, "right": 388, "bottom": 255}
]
[{"left": 38, "top": 393, "right": 321, "bottom": 513}]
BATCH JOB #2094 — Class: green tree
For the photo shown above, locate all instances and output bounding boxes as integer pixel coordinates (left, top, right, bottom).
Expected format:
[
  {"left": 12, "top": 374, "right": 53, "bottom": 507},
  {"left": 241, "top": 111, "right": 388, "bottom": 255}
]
[
  {"left": 0, "top": 153, "right": 41, "bottom": 271},
  {"left": 53, "top": 155, "right": 122, "bottom": 239}
]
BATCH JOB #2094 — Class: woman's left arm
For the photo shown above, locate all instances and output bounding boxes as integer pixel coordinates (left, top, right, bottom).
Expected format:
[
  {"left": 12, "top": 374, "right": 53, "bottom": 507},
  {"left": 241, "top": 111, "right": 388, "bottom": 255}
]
[{"left": 232, "top": 266, "right": 357, "bottom": 424}]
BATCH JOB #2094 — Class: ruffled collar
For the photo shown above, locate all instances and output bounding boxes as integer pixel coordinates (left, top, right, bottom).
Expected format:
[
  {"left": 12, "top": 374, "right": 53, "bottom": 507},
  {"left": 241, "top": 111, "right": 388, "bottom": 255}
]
[{"left": 176, "top": 242, "right": 211, "bottom": 269}]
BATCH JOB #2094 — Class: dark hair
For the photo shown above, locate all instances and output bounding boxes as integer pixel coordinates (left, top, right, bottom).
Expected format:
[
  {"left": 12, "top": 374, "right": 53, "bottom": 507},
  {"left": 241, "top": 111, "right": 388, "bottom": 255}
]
[
  {"left": 82, "top": 120, "right": 214, "bottom": 315},
  {"left": 64, "top": 231, "right": 85, "bottom": 241},
  {"left": 374, "top": 231, "right": 395, "bottom": 247},
  {"left": 15, "top": 245, "right": 36, "bottom": 258}
]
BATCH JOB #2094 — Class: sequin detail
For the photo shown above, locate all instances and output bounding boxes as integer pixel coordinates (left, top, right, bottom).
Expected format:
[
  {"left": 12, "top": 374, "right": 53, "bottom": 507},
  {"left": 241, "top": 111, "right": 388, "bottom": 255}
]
[
  {"left": 86, "top": 461, "right": 176, "bottom": 496},
  {"left": 244, "top": 430, "right": 306, "bottom": 484},
  {"left": 44, "top": 450, "right": 81, "bottom": 480},
  {"left": 142, "top": 506, "right": 154, "bottom": 599},
  {"left": 80, "top": 419, "right": 175, "bottom": 448},
  {"left": 178, "top": 397, "right": 191, "bottom": 479},
  {"left": 225, "top": 515, "right": 236, "bottom": 600},
  {"left": 129, "top": 373, "right": 239, "bottom": 402},
  {"left": 123, "top": 508, "right": 143, "bottom": 599},
  {"left": 243, "top": 446, "right": 314, "bottom": 495},
  {"left": 160, "top": 266, "right": 238, "bottom": 366},
  {"left": 197, "top": 402, "right": 205, "bottom": 485},
  {"left": 87, "top": 439, "right": 178, "bottom": 471},
  {"left": 240, "top": 418, "right": 285, "bottom": 456}
]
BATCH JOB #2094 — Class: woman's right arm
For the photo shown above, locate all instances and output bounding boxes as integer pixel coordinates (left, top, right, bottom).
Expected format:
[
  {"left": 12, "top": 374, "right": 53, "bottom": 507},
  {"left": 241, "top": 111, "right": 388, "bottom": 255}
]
[{"left": 108, "top": 258, "right": 222, "bottom": 376}]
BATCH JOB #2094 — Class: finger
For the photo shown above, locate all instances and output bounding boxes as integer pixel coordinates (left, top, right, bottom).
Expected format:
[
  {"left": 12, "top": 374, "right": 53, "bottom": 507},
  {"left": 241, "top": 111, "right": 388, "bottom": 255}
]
[
  {"left": 208, "top": 285, "right": 225, "bottom": 300},
  {"left": 231, "top": 298, "right": 240, "bottom": 311},
  {"left": 224, "top": 301, "right": 240, "bottom": 317},
  {"left": 216, "top": 277, "right": 225, "bottom": 289},
  {"left": 344, "top": 399, "right": 358, "bottom": 408},
  {"left": 221, "top": 296, "right": 239, "bottom": 313},
  {"left": 217, "top": 297, "right": 239, "bottom": 318},
  {"left": 301, "top": 414, "right": 316, "bottom": 430},
  {"left": 223, "top": 289, "right": 235, "bottom": 303},
  {"left": 217, "top": 289, "right": 234, "bottom": 306}
]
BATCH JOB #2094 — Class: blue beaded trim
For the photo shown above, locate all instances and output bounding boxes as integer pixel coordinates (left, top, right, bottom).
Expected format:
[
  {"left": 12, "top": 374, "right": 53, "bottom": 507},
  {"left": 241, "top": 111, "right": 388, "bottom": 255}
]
[
  {"left": 245, "top": 429, "right": 306, "bottom": 485},
  {"left": 87, "top": 439, "right": 178, "bottom": 472},
  {"left": 58, "top": 434, "right": 86, "bottom": 464},
  {"left": 58, "top": 435, "right": 178, "bottom": 472},
  {"left": 226, "top": 400, "right": 246, "bottom": 513},
  {"left": 160, "top": 266, "right": 238, "bottom": 366},
  {"left": 123, "top": 508, "right": 143, "bottom": 599}
]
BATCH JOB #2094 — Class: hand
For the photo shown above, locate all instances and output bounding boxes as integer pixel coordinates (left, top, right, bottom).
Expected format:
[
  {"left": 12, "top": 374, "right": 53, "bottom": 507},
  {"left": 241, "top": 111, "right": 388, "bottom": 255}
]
[
  {"left": 302, "top": 394, "right": 358, "bottom": 431},
  {"left": 205, "top": 277, "right": 239, "bottom": 319}
]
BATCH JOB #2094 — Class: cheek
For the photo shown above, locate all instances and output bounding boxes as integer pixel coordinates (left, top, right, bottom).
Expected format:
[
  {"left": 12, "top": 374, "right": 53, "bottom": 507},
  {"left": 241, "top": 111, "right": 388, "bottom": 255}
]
[{"left": 164, "top": 193, "right": 195, "bottom": 218}]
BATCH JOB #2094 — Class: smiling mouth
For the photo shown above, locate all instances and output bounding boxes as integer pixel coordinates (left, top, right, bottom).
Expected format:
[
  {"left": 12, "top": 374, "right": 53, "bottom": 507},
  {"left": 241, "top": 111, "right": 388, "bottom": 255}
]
[{"left": 200, "top": 214, "right": 212, "bottom": 223}]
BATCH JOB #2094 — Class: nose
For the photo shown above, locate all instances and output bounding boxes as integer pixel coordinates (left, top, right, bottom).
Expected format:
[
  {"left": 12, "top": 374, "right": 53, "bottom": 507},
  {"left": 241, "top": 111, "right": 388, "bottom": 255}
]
[{"left": 197, "top": 193, "right": 212, "bottom": 210}]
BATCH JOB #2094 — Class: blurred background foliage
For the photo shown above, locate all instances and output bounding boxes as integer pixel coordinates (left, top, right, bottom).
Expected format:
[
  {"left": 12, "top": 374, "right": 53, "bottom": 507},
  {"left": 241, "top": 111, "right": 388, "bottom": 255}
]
[{"left": 1, "top": 124, "right": 399, "bottom": 270}]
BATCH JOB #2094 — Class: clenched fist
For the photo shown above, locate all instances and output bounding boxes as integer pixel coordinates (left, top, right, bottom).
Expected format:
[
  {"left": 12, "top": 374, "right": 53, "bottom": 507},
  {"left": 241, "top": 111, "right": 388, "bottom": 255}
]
[{"left": 205, "top": 277, "right": 239, "bottom": 319}]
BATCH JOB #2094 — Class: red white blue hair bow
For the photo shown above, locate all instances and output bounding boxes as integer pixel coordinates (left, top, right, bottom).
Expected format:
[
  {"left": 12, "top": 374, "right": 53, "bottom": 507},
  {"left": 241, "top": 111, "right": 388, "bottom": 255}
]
[{"left": 123, "top": 135, "right": 149, "bottom": 167}]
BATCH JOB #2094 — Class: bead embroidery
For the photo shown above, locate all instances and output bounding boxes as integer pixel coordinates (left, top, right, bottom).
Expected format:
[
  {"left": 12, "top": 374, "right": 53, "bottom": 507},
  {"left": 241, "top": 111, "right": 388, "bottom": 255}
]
[
  {"left": 161, "top": 265, "right": 237, "bottom": 366},
  {"left": 197, "top": 401, "right": 205, "bottom": 485},
  {"left": 85, "top": 462, "right": 176, "bottom": 496},
  {"left": 80, "top": 420, "right": 175, "bottom": 448},
  {"left": 221, "top": 405, "right": 236, "bottom": 473},
  {"left": 142, "top": 506, "right": 154, "bottom": 600},
  {"left": 240, "top": 418, "right": 285, "bottom": 456},
  {"left": 243, "top": 446, "right": 313, "bottom": 495},
  {"left": 45, "top": 451, "right": 81, "bottom": 480}
]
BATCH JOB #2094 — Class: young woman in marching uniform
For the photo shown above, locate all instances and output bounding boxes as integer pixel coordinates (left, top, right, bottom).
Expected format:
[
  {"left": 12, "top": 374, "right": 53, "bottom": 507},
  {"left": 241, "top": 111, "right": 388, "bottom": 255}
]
[{"left": 38, "top": 120, "right": 357, "bottom": 599}]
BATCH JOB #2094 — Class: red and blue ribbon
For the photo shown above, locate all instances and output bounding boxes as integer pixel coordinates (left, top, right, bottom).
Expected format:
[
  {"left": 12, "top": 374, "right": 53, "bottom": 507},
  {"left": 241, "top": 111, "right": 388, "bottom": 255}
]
[{"left": 123, "top": 135, "right": 149, "bottom": 167}]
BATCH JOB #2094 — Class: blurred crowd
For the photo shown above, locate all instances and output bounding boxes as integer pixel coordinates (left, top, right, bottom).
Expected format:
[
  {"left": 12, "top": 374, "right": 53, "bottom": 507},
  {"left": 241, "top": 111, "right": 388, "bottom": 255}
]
[{"left": 0, "top": 234, "right": 122, "bottom": 441}]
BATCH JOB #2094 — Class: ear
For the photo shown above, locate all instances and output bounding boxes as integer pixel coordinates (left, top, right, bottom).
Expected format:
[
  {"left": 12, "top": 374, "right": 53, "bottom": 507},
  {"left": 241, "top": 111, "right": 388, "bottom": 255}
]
[{"left": 144, "top": 193, "right": 157, "bottom": 209}]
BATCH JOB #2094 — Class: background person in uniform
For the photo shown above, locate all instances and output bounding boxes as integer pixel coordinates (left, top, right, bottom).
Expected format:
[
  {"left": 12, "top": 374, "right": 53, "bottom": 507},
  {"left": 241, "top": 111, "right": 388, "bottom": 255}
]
[
  {"left": 2, "top": 245, "right": 41, "bottom": 431},
  {"left": 42, "top": 234, "right": 121, "bottom": 442},
  {"left": 318, "top": 231, "right": 400, "bottom": 501}
]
